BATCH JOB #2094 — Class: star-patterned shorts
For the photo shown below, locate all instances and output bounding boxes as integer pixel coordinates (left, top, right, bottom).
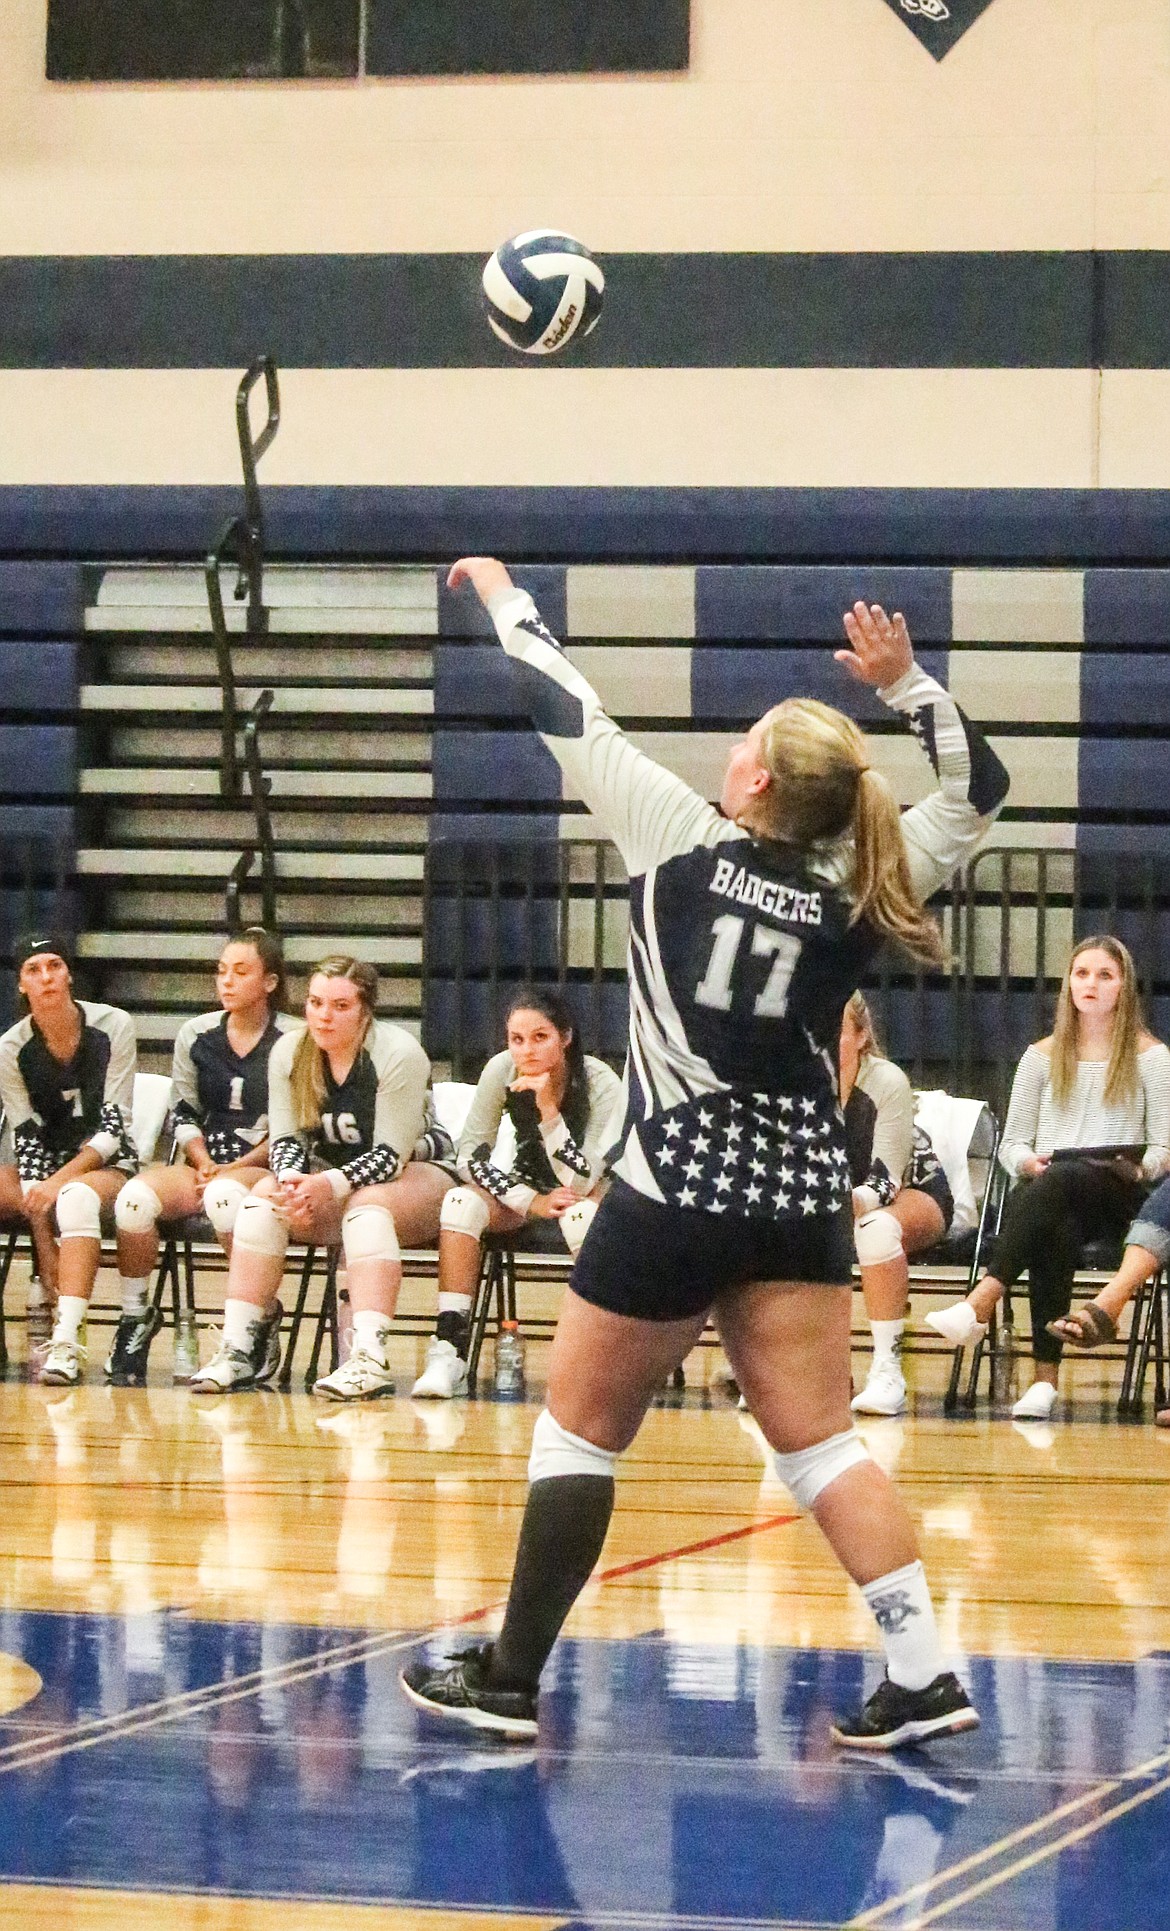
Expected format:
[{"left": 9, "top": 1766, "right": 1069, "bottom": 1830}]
[{"left": 570, "top": 1178, "right": 853, "bottom": 1322}]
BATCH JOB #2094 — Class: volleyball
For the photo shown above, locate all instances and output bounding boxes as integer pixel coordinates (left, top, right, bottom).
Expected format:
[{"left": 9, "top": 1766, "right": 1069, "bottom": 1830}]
[{"left": 481, "top": 230, "right": 604, "bottom": 355}]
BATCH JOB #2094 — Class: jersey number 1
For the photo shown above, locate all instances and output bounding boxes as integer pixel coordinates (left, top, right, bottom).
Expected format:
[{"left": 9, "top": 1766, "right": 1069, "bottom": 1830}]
[{"left": 695, "top": 915, "right": 802, "bottom": 1018}]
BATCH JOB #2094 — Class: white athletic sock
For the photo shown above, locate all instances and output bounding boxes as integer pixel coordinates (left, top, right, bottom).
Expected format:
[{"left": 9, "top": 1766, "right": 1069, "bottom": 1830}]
[
  {"left": 222, "top": 1298, "right": 262, "bottom": 1352},
  {"left": 120, "top": 1276, "right": 150, "bottom": 1318},
  {"left": 53, "top": 1295, "right": 89, "bottom": 1345},
  {"left": 437, "top": 1291, "right": 473, "bottom": 1316},
  {"left": 352, "top": 1308, "right": 392, "bottom": 1358},
  {"left": 870, "top": 1319, "right": 905, "bottom": 1364},
  {"left": 861, "top": 1558, "right": 943, "bottom": 1692}
]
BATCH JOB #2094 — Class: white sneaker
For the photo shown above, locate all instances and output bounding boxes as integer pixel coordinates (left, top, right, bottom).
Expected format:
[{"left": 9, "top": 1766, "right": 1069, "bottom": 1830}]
[
  {"left": 188, "top": 1339, "right": 257, "bottom": 1395},
  {"left": 412, "top": 1337, "right": 470, "bottom": 1400},
  {"left": 851, "top": 1356, "right": 908, "bottom": 1416},
  {"left": 924, "top": 1302, "right": 988, "bottom": 1348},
  {"left": 1012, "top": 1380, "right": 1058, "bottom": 1420},
  {"left": 312, "top": 1342, "right": 396, "bottom": 1402},
  {"left": 39, "top": 1333, "right": 86, "bottom": 1387}
]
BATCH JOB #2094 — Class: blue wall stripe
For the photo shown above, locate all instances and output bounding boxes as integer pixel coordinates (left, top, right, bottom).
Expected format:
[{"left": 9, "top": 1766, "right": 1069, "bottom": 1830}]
[
  {"left": 0, "top": 251, "right": 1160, "bottom": 370},
  {"left": 0, "top": 562, "right": 85, "bottom": 634},
  {"left": 5, "top": 488, "right": 1170, "bottom": 565},
  {"left": 0, "top": 641, "right": 79, "bottom": 710},
  {"left": 432, "top": 730, "right": 562, "bottom": 803},
  {"left": 694, "top": 566, "right": 952, "bottom": 641},
  {"left": 1084, "top": 570, "right": 1170, "bottom": 646},
  {"left": 690, "top": 646, "right": 949, "bottom": 724},
  {"left": 1080, "top": 654, "right": 1170, "bottom": 726},
  {"left": 1078, "top": 740, "right": 1167, "bottom": 813},
  {"left": 0, "top": 727, "right": 75, "bottom": 797}
]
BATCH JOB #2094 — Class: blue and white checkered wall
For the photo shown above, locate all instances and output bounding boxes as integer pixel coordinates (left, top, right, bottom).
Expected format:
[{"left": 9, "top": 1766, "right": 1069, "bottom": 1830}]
[{"left": 433, "top": 563, "right": 1170, "bottom": 859}]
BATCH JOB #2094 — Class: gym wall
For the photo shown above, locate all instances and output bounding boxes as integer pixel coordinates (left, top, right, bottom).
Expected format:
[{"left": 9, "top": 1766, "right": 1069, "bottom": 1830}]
[{"left": 0, "top": 0, "right": 1168, "bottom": 526}]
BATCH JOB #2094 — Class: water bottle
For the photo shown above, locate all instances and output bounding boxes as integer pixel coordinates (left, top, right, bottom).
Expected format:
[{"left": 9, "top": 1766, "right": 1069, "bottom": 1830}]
[
  {"left": 336, "top": 1281, "right": 354, "bottom": 1364},
  {"left": 493, "top": 1319, "right": 526, "bottom": 1399},
  {"left": 172, "top": 1312, "right": 201, "bottom": 1383}
]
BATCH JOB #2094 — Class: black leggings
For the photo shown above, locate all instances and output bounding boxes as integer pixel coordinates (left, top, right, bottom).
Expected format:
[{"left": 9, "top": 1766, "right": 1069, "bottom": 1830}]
[{"left": 987, "top": 1160, "right": 1146, "bottom": 1364}]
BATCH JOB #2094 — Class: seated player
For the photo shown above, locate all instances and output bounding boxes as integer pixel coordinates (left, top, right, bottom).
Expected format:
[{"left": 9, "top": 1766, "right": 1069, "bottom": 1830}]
[
  {"left": 189, "top": 952, "right": 455, "bottom": 1399},
  {"left": 840, "top": 994, "right": 952, "bottom": 1417},
  {"left": 0, "top": 933, "right": 138, "bottom": 1387},
  {"left": 412, "top": 986, "right": 622, "bottom": 1400},
  {"left": 107, "top": 928, "right": 296, "bottom": 1385},
  {"left": 925, "top": 937, "right": 1170, "bottom": 1420}
]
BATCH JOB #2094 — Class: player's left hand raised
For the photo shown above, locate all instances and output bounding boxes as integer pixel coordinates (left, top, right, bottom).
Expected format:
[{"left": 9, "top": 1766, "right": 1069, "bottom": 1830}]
[
  {"left": 447, "top": 556, "right": 515, "bottom": 607},
  {"left": 835, "top": 602, "right": 914, "bottom": 690}
]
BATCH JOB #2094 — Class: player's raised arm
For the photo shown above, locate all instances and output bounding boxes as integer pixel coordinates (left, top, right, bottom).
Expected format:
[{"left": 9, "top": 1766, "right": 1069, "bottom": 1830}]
[
  {"left": 447, "top": 558, "right": 729, "bottom": 875},
  {"left": 836, "top": 601, "right": 1009, "bottom": 904}
]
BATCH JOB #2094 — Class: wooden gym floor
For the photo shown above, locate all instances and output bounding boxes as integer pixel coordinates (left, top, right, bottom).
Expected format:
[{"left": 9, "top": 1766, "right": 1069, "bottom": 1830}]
[{"left": 0, "top": 1256, "right": 1168, "bottom": 1931}]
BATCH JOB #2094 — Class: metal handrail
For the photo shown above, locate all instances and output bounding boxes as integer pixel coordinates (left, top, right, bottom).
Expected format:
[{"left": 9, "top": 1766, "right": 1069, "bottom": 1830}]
[{"left": 242, "top": 689, "right": 277, "bottom": 932}]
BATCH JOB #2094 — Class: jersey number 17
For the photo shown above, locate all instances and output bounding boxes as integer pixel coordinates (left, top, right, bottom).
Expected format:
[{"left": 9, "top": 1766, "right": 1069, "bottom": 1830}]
[{"left": 695, "top": 916, "right": 802, "bottom": 1019}]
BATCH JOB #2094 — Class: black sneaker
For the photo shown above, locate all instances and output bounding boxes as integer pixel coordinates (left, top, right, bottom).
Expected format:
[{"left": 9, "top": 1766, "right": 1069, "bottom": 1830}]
[
  {"left": 399, "top": 1642, "right": 538, "bottom": 1740},
  {"left": 251, "top": 1301, "right": 285, "bottom": 1386},
  {"left": 104, "top": 1305, "right": 164, "bottom": 1386},
  {"left": 830, "top": 1672, "right": 979, "bottom": 1750}
]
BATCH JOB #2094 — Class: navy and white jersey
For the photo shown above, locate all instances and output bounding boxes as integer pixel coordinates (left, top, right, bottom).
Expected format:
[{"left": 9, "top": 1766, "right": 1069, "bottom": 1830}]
[
  {"left": 0, "top": 1001, "right": 137, "bottom": 1183},
  {"left": 267, "top": 1019, "right": 451, "bottom": 1192},
  {"left": 458, "top": 1050, "right": 624, "bottom": 1215},
  {"left": 486, "top": 586, "right": 1009, "bottom": 1222},
  {"left": 171, "top": 1009, "right": 301, "bottom": 1165}
]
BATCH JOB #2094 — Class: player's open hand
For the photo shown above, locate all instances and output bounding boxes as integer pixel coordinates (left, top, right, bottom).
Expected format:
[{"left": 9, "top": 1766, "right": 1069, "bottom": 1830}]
[
  {"left": 835, "top": 602, "right": 914, "bottom": 690},
  {"left": 447, "top": 557, "right": 515, "bottom": 606}
]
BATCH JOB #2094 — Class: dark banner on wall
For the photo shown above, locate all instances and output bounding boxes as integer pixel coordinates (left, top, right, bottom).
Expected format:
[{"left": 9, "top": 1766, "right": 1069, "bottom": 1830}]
[
  {"left": 878, "top": 0, "right": 999, "bottom": 61},
  {"left": 46, "top": 0, "right": 688, "bottom": 82}
]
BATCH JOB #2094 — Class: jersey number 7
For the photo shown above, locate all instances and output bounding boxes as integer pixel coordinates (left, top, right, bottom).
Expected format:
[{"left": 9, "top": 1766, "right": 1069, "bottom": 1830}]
[{"left": 695, "top": 916, "right": 802, "bottom": 1019}]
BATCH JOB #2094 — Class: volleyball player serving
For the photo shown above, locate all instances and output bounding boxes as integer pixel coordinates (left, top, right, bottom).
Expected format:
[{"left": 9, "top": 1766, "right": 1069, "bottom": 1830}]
[{"left": 402, "top": 562, "right": 1008, "bottom": 1749}]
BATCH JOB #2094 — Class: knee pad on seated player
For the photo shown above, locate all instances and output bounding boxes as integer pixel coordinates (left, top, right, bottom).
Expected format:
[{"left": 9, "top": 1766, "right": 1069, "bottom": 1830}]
[
  {"left": 203, "top": 1176, "right": 250, "bottom": 1237},
  {"left": 113, "top": 1176, "right": 164, "bottom": 1236},
  {"left": 55, "top": 1180, "right": 103, "bottom": 1241},
  {"left": 341, "top": 1203, "right": 400, "bottom": 1267},
  {"left": 772, "top": 1429, "right": 871, "bottom": 1511},
  {"left": 231, "top": 1193, "right": 289, "bottom": 1260},
  {"left": 854, "top": 1208, "right": 904, "bottom": 1269},
  {"left": 559, "top": 1197, "right": 597, "bottom": 1257},
  {"left": 528, "top": 1407, "right": 617, "bottom": 1483},
  {"left": 439, "top": 1186, "right": 491, "bottom": 1240}
]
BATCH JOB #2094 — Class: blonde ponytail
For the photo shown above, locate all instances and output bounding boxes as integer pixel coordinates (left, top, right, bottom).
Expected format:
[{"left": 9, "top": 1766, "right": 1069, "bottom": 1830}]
[
  {"left": 290, "top": 953, "right": 379, "bottom": 1133},
  {"left": 852, "top": 766, "right": 946, "bottom": 968},
  {"left": 749, "top": 698, "right": 946, "bottom": 969}
]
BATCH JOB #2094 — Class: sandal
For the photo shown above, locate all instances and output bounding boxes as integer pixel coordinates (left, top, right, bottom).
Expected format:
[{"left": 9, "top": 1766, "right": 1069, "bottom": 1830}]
[{"left": 1045, "top": 1304, "right": 1117, "bottom": 1350}]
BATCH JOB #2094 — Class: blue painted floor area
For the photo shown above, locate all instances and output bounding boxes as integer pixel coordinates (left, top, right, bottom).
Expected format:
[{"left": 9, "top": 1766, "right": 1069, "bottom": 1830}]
[{"left": 1, "top": 1612, "right": 1169, "bottom": 1928}]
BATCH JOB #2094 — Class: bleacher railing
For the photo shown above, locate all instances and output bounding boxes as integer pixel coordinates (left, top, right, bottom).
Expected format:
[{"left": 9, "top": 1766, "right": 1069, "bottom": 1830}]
[
  {"left": 423, "top": 839, "right": 1170, "bottom": 1106},
  {"left": 204, "top": 357, "right": 281, "bottom": 932}
]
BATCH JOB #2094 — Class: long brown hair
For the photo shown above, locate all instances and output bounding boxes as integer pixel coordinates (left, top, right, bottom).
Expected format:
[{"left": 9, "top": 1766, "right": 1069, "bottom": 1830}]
[
  {"left": 843, "top": 990, "right": 885, "bottom": 1061},
  {"left": 289, "top": 954, "right": 378, "bottom": 1132},
  {"left": 751, "top": 699, "right": 946, "bottom": 968},
  {"left": 1049, "top": 934, "right": 1143, "bottom": 1109},
  {"left": 225, "top": 927, "right": 288, "bottom": 1013}
]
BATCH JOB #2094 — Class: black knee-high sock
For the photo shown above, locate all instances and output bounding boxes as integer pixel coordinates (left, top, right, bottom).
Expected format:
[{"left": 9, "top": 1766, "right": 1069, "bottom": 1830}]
[{"left": 488, "top": 1474, "right": 615, "bottom": 1691}]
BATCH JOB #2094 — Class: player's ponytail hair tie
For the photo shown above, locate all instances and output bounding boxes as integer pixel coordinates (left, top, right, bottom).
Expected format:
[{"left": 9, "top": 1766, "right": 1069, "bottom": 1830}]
[{"left": 752, "top": 700, "right": 944, "bottom": 969}]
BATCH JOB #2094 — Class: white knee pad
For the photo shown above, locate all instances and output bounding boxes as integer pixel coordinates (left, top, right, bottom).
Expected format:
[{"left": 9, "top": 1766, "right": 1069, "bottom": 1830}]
[
  {"left": 772, "top": 1429, "right": 871, "bottom": 1511},
  {"left": 113, "top": 1176, "right": 164, "bottom": 1236},
  {"left": 341, "top": 1203, "right": 400, "bottom": 1267},
  {"left": 559, "top": 1197, "right": 597, "bottom": 1257},
  {"left": 854, "top": 1208, "right": 904, "bottom": 1269},
  {"left": 55, "top": 1180, "right": 103, "bottom": 1241},
  {"left": 528, "top": 1407, "right": 617, "bottom": 1483},
  {"left": 439, "top": 1186, "right": 491, "bottom": 1240},
  {"left": 231, "top": 1193, "right": 290, "bottom": 1260},
  {"left": 203, "top": 1176, "right": 250, "bottom": 1237}
]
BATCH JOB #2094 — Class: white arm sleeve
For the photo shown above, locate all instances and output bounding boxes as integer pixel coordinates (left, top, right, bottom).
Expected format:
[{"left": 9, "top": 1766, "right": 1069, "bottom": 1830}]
[
  {"left": 868, "top": 1064, "right": 917, "bottom": 1199},
  {"left": 1139, "top": 1044, "right": 1170, "bottom": 1177},
  {"left": 488, "top": 586, "right": 730, "bottom": 874},
  {"left": 170, "top": 1019, "right": 204, "bottom": 1147},
  {"left": 541, "top": 1058, "right": 625, "bottom": 1194},
  {"left": 999, "top": 1047, "right": 1047, "bottom": 1177},
  {"left": 879, "top": 661, "right": 1010, "bottom": 903},
  {"left": 88, "top": 1011, "right": 137, "bottom": 1162}
]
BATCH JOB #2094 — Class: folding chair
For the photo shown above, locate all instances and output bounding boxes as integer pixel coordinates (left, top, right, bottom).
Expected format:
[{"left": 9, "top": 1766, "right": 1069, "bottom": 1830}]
[
  {"left": 278, "top": 1244, "right": 342, "bottom": 1391},
  {"left": 1117, "top": 1270, "right": 1168, "bottom": 1418}
]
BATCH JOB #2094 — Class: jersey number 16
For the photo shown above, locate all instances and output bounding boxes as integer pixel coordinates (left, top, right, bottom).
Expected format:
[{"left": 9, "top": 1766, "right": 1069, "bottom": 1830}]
[{"left": 695, "top": 916, "right": 802, "bottom": 1019}]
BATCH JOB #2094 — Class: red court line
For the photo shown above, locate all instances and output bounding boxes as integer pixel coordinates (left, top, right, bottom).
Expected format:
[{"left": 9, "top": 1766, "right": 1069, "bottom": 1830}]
[{"left": 597, "top": 1511, "right": 801, "bottom": 1583}]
